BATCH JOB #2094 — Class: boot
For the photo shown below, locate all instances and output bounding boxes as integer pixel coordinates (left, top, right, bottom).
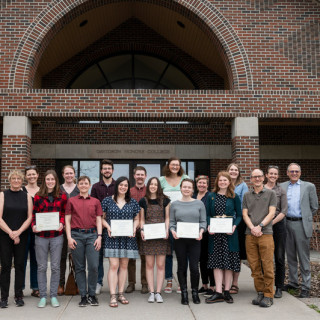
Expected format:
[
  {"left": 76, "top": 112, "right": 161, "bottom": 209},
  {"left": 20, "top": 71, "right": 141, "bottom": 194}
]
[
  {"left": 192, "top": 289, "right": 200, "bottom": 304},
  {"left": 181, "top": 290, "right": 189, "bottom": 305},
  {"left": 177, "top": 271, "right": 188, "bottom": 305}
]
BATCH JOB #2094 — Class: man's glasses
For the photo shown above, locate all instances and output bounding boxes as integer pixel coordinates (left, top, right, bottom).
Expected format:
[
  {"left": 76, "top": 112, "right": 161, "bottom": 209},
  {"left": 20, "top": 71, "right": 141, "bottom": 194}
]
[
  {"left": 289, "top": 170, "right": 300, "bottom": 174},
  {"left": 251, "top": 175, "right": 263, "bottom": 179}
]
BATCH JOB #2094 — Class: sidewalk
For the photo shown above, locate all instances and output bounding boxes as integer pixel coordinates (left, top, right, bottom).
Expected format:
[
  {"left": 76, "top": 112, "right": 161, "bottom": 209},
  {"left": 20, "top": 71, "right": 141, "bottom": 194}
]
[{"left": 2, "top": 258, "right": 320, "bottom": 320}]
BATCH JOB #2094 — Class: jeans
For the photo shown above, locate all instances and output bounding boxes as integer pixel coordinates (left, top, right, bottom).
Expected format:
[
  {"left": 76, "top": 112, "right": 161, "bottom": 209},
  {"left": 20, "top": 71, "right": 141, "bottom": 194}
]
[
  {"left": 97, "top": 247, "right": 104, "bottom": 286},
  {"left": 23, "top": 229, "right": 38, "bottom": 290},
  {"left": 0, "top": 231, "right": 28, "bottom": 300},
  {"left": 59, "top": 231, "right": 68, "bottom": 287},
  {"left": 246, "top": 234, "right": 274, "bottom": 298},
  {"left": 35, "top": 235, "right": 64, "bottom": 299},
  {"left": 273, "top": 220, "right": 286, "bottom": 288},
  {"left": 165, "top": 232, "right": 174, "bottom": 280},
  {"left": 71, "top": 231, "right": 99, "bottom": 297}
]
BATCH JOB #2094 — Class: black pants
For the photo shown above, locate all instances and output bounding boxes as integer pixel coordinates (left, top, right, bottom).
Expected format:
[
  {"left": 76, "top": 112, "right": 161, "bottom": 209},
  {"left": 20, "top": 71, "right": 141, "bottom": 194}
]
[
  {"left": 200, "top": 232, "right": 215, "bottom": 287},
  {"left": 273, "top": 220, "right": 286, "bottom": 288},
  {"left": 174, "top": 238, "right": 201, "bottom": 290},
  {"left": 0, "top": 231, "right": 28, "bottom": 300}
]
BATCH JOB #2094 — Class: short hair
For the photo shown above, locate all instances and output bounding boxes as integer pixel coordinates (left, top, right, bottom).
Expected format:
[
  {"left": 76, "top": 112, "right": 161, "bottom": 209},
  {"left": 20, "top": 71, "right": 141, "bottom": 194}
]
[
  {"left": 101, "top": 159, "right": 114, "bottom": 170},
  {"left": 114, "top": 176, "right": 131, "bottom": 203},
  {"left": 180, "top": 178, "right": 195, "bottom": 190},
  {"left": 133, "top": 166, "right": 147, "bottom": 175},
  {"left": 62, "top": 165, "right": 76, "bottom": 174},
  {"left": 266, "top": 165, "right": 280, "bottom": 174},
  {"left": 226, "top": 163, "right": 243, "bottom": 186},
  {"left": 195, "top": 175, "right": 209, "bottom": 186},
  {"left": 287, "top": 163, "right": 301, "bottom": 172},
  {"left": 162, "top": 157, "right": 184, "bottom": 177},
  {"left": 213, "top": 171, "right": 235, "bottom": 198},
  {"left": 37, "top": 170, "right": 61, "bottom": 198},
  {"left": 8, "top": 169, "right": 24, "bottom": 182},
  {"left": 250, "top": 168, "right": 264, "bottom": 178},
  {"left": 77, "top": 175, "right": 91, "bottom": 184},
  {"left": 25, "top": 165, "right": 39, "bottom": 175}
]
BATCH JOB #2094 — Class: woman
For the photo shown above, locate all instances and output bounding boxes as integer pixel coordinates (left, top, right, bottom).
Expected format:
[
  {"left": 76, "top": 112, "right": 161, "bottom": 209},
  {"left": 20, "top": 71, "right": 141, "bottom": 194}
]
[
  {"left": 101, "top": 177, "right": 140, "bottom": 308},
  {"left": 170, "top": 178, "right": 206, "bottom": 305},
  {"left": 140, "top": 177, "right": 170, "bottom": 303},
  {"left": 193, "top": 175, "right": 215, "bottom": 297},
  {"left": 0, "top": 170, "right": 33, "bottom": 308},
  {"left": 227, "top": 163, "right": 248, "bottom": 294},
  {"left": 32, "top": 170, "right": 67, "bottom": 308},
  {"left": 159, "top": 157, "right": 189, "bottom": 293},
  {"left": 58, "top": 165, "right": 80, "bottom": 296},
  {"left": 65, "top": 176, "right": 103, "bottom": 307},
  {"left": 264, "top": 165, "right": 288, "bottom": 298},
  {"left": 22, "top": 165, "right": 40, "bottom": 298},
  {"left": 205, "top": 171, "right": 242, "bottom": 304}
]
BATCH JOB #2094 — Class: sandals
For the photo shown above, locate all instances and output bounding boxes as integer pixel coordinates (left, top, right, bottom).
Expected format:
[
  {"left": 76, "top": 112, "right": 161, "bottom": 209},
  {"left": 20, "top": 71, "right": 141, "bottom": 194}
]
[
  {"left": 117, "top": 292, "right": 129, "bottom": 304},
  {"left": 230, "top": 285, "right": 239, "bottom": 294},
  {"left": 31, "top": 290, "right": 40, "bottom": 298},
  {"left": 164, "top": 280, "right": 173, "bottom": 294},
  {"left": 109, "top": 294, "right": 118, "bottom": 308}
]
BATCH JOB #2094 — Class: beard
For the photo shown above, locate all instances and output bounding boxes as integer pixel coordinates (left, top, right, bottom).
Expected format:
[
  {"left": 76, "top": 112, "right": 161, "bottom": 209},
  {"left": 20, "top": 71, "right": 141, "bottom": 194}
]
[{"left": 103, "top": 173, "right": 113, "bottom": 180}]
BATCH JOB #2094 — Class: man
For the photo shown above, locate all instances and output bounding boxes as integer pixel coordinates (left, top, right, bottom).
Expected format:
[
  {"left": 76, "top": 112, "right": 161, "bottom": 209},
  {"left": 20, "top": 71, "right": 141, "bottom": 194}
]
[
  {"left": 90, "top": 159, "right": 116, "bottom": 295},
  {"left": 281, "top": 163, "right": 318, "bottom": 298},
  {"left": 242, "top": 169, "right": 277, "bottom": 308},
  {"left": 125, "top": 166, "right": 148, "bottom": 294}
]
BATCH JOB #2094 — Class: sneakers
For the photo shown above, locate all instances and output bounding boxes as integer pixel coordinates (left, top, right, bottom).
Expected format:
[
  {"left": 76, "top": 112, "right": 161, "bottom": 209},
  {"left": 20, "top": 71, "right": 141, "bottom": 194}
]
[
  {"left": 38, "top": 297, "right": 47, "bottom": 308},
  {"left": 148, "top": 292, "right": 155, "bottom": 303},
  {"left": 155, "top": 292, "right": 163, "bottom": 303},
  {"left": 299, "top": 290, "right": 310, "bottom": 298},
  {"left": 141, "top": 284, "right": 149, "bottom": 294},
  {"left": 14, "top": 297, "right": 24, "bottom": 307},
  {"left": 259, "top": 297, "right": 273, "bottom": 308},
  {"left": 176, "top": 286, "right": 181, "bottom": 294},
  {"left": 125, "top": 283, "right": 135, "bottom": 293},
  {"left": 252, "top": 292, "right": 264, "bottom": 305},
  {"left": 51, "top": 297, "right": 60, "bottom": 308},
  {"left": 88, "top": 295, "right": 99, "bottom": 306},
  {"left": 204, "top": 288, "right": 215, "bottom": 297},
  {"left": 79, "top": 296, "right": 88, "bottom": 307},
  {"left": 0, "top": 300, "right": 8, "bottom": 308},
  {"left": 95, "top": 283, "right": 102, "bottom": 295}
]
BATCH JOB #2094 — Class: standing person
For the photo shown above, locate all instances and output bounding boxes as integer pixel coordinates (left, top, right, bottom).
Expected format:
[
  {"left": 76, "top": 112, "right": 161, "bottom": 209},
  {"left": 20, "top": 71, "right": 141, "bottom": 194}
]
[
  {"left": 90, "top": 159, "right": 115, "bottom": 295},
  {"left": 281, "top": 163, "right": 318, "bottom": 298},
  {"left": 226, "top": 163, "right": 248, "bottom": 294},
  {"left": 32, "top": 170, "right": 67, "bottom": 308},
  {"left": 140, "top": 177, "right": 170, "bottom": 303},
  {"left": 101, "top": 177, "right": 140, "bottom": 307},
  {"left": 58, "top": 165, "right": 80, "bottom": 296},
  {"left": 126, "top": 166, "right": 148, "bottom": 294},
  {"left": 0, "top": 170, "right": 33, "bottom": 308},
  {"left": 242, "top": 169, "right": 276, "bottom": 308},
  {"left": 264, "top": 165, "right": 288, "bottom": 299},
  {"left": 193, "top": 175, "right": 215, "bottom": 297},
  {"left": 22, "top": 165, "right": 40, "bottom": 298},
  {"left": 65, "top": 176, "right": 103, "bottom": 307},
  {"left": 205, "top": 172, "right": 242, "bottom": 304},
  {"left": 159, "top": 157, "right": 189, "bottom": 294},
  {"left": 170, "top": 179, "right": 206, "bottom": 305}
]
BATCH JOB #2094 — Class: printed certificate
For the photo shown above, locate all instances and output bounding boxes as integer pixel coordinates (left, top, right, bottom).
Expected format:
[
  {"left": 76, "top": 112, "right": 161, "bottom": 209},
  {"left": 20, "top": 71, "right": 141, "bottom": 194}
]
[
  {"left": 36, "top": 211, "right": 60, "bottom": 231},
  {"left": 163, "top": 191, "right": 182, "bottom": 203},
  {"left": 176, "top": 222, "right": 199, "bottom": 239},
  {"left": 209, "top": 217, "right": 233, "bottom": 233},
  {"left": 111, "top": 220, "right": 133, "bottom": 237},
  {"left": 144, "top": 223, "right": 166, "bottom": 240}
]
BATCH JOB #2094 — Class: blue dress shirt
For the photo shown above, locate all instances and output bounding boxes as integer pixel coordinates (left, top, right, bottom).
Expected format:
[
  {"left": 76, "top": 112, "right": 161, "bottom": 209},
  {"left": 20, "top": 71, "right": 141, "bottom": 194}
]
[{"left": 287, "top": 180, "right": 302, "bottom": 218}]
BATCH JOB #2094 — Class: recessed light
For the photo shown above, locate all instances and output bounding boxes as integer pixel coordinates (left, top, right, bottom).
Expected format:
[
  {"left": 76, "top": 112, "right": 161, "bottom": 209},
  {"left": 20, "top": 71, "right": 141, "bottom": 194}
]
[
  {"left": 79, "top": 20, "right": 88, "bottom": 27},
  {"left": 177, "top": 21, "right": 185, "bottom": 28}
]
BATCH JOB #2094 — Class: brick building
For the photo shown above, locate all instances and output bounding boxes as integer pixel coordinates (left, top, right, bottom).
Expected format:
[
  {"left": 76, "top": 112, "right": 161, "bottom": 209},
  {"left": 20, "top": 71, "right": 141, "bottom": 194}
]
[{"left": 0, "top": 0, "right": 319, "bottom": 248}]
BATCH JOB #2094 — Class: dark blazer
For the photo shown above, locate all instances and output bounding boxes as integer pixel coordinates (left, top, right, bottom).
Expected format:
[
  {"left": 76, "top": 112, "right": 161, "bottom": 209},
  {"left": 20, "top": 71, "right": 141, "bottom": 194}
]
[{"left": 206, "top": 192, "right": 242, "bottom": 253}]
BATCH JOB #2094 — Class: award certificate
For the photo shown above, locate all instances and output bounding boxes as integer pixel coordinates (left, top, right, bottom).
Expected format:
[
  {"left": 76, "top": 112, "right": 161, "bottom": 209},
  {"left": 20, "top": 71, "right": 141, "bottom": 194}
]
[
  {"left": 144, "top": 223, "right": 166, "bottom": 240},
  {"left": 176, "top": 222, "right": 199, "bottom": 239},
  {"left": 163, "top": 191, "right": 182, "bottom": 203},
  {"left": 36, "top": 211, "right": 60, "bottom": 231},
  {"left": 209, "top": 217, "right": 233, "bottom": 233},
  {"left": 111, "top": 220, "right": 133, "bottom": 237}
]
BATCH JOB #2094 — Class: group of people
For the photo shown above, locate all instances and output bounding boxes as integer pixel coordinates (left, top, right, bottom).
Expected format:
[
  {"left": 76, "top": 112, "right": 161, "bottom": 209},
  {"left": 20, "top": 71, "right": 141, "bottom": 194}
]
[{"left": 0, "top": 158, "right": 318, "bottom": 310}]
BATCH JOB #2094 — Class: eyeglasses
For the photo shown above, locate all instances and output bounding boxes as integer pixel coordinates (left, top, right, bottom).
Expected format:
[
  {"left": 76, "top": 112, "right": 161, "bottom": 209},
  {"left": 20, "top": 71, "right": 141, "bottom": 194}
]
[
  {"left": 289, "top": 170, "right": 300, "bottom": 174},
  {"left": 251, "top": 175, "right": 263, "bottom": 179}
]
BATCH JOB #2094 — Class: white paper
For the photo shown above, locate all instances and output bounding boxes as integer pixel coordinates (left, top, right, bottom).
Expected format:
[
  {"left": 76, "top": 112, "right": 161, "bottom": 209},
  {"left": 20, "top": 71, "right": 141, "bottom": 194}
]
[
  {"left": 164, "top": 191, "right": 182, "bottom": 203},
  {"left": 210, "top": 217, "right": 233, "bottom": 233},
  {"left": 36, "top": 211, "right": 60, "bottom": 231},
  {"left": 144, "top": 223, "right": 166, "bottom": 240},
  {"left": 176, "top": 222, "right": 199, "bottom": 239},
  {"left": 111, "top": 220, "right": 133, "bottom": 237}
]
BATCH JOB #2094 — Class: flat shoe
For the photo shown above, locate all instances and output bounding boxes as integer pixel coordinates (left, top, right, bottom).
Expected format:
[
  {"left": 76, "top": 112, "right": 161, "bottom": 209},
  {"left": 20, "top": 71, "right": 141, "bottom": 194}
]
[{"left": 38, "top": 298, "right": 46, "bottom": 308}]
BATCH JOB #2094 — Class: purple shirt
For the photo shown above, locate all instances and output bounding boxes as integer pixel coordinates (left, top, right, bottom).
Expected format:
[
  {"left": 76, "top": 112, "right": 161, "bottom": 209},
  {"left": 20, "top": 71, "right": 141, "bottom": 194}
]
[{"left": 91, "top": 179, "right": 116, "bottom": 202}]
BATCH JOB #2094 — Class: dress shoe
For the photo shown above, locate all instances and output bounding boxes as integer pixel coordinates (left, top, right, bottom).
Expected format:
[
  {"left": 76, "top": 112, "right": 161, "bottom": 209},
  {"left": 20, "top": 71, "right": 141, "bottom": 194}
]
[
  {"left": 205, "top": 292, "right": 224, "bottom": 304},
  {"left": 125, "top": 283, "right": 135, "bottom": 293},
  {"left": 192, "top": 289, "right": 200, "bottom": 304},
  {"left": 299, "top": 290, "right": 310, "bottom": 298},
  {"left": 224, "top": 291, "right": 234, "bottom": 304},
  {"left": 274, "top": 287, "right": 282, "bottom": 298},
  {"left": 141, "top": 284, "right": 148, "bottom": 294},
  {"left": 181, "top": 290, "right": 189, "bottom": 305},
  {"left": 57, "top": 285, "right": 64, "bottom": 296},
  {"left": 283, "top": 284, "right": 298, "bottom": 292}
]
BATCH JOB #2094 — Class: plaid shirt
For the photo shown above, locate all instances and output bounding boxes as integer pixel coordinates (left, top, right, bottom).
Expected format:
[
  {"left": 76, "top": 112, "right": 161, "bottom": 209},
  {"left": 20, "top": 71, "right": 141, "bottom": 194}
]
[
  {"left": 31, "top": 192, "right": 67, "bottom": 238},
  {"left": 91, "top": 179, "right": 116, "bottom": 202}
]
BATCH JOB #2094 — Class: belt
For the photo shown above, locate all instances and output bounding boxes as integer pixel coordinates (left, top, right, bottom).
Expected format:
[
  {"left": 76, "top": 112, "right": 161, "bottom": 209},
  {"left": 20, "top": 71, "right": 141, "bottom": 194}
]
[
  {"left": 71, "top": 228, "right": 97, "bottom": 233},
  {"left": 286, "top": 217, "right": 302, "bottom": 221}
]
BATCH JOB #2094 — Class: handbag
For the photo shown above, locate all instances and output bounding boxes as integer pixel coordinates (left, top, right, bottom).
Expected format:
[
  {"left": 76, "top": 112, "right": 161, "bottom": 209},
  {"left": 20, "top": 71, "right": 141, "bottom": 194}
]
[{"left": 64, "top": 253, "right": 79, "bottom": 295}]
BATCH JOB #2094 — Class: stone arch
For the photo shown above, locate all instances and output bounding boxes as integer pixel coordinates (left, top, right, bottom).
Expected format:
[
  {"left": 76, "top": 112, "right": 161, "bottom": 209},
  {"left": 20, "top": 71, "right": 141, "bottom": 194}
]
[{"left": 9, "top": 0, "right": 253, "bottom": 90}]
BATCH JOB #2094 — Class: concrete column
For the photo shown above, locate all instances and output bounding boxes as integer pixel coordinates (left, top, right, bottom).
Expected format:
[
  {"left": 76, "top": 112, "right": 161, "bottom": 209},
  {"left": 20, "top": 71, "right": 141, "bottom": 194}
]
[
  {"left": 231, "top": 117, "right": 259, "bottom": 181},
  {"left": 1, "top": 116, "right": 32, "bottom": 188}
]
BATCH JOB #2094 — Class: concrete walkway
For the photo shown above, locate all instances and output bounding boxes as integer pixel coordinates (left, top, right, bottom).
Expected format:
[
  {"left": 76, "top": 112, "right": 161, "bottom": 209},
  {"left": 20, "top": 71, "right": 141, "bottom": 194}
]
[{"left": 2, "top": 257, "right": 320, "bottom": 320}]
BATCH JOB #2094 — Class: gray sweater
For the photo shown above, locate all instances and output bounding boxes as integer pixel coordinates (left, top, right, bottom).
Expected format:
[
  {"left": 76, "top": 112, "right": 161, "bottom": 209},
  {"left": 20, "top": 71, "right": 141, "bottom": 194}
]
[{"left": 169, "top": 200, "right": 207, "bottom": 231}]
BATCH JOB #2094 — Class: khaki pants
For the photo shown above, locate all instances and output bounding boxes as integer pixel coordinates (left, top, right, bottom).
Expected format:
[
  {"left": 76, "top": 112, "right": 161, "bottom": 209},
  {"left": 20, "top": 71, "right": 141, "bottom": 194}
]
[
  {"left": 128, "top": 255, "right": 147, "bottom": 285},
  {"left": 246, "top": 234, "right": 274, "bottom": 298}
]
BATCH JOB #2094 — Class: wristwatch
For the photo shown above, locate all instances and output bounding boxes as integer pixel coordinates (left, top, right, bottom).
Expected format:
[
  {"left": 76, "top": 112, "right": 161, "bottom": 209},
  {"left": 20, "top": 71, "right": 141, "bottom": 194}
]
[{"left": 259, "top": 223, "right": 264, "bottom": 228}]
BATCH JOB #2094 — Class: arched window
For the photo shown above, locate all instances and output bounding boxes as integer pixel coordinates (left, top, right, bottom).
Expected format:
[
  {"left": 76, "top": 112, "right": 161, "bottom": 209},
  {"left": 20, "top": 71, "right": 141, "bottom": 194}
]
[{"left": 69, "top": 54, "right": 195, "bottom": 89}]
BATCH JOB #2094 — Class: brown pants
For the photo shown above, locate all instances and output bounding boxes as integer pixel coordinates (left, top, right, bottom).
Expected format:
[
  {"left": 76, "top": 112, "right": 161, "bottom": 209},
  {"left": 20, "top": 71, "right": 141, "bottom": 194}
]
[
  {"left": 246, "top": 234, "right": 274, "bottom": 298},
  {"left": 128, "top": 255, "right": 147, "bottom": 285}
]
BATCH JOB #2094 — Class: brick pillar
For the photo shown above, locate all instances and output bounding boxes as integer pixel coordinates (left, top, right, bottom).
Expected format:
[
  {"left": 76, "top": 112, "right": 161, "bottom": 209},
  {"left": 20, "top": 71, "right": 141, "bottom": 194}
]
[
  {"left": 231, "top": 117, "right": 259, "bottom": 182},
  {"left": 1, "top": 116, "right": 32, "bottom": 189}
]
